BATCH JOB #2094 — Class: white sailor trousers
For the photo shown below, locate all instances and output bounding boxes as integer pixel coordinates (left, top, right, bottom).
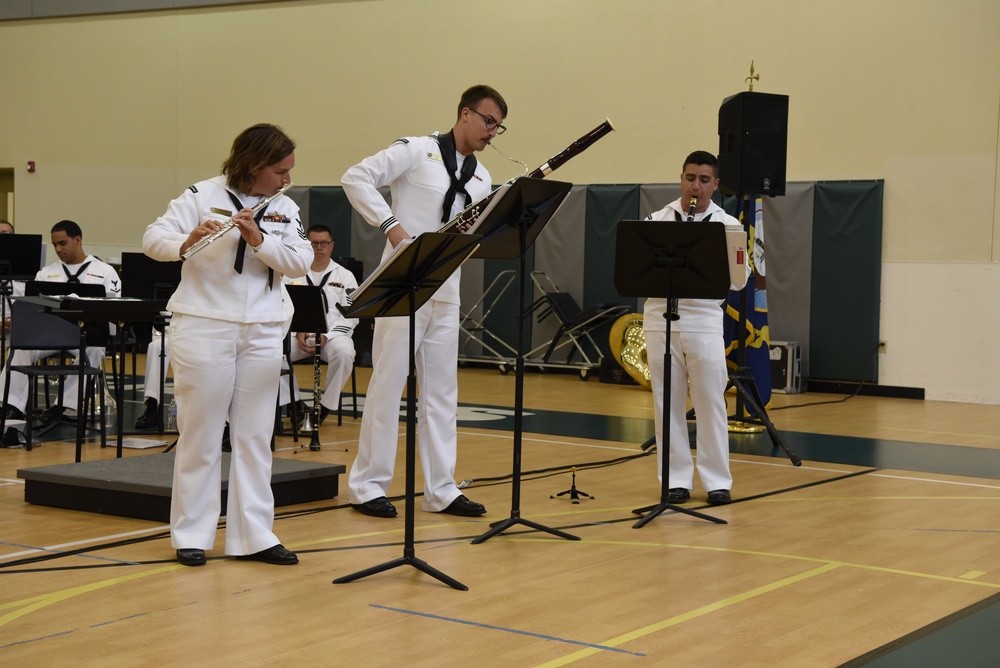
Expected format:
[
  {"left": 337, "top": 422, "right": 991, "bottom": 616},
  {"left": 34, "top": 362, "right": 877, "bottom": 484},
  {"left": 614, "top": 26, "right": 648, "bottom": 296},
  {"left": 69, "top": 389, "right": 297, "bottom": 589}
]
[
  {"left": 348, "top": 299, "right": 462, "bottom": 511},
  {"left": 646, "top": 329, "right": 733, "bottom": 492},
  {"left": 168, "top": 314, "right": 283, "bottom": 555}
]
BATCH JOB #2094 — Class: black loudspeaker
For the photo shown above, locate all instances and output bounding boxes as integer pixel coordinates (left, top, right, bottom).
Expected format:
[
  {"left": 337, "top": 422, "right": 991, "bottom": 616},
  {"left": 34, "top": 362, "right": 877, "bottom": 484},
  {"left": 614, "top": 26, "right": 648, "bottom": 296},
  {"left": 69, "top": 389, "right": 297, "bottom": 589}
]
[{"left": 718, "top": 92, "right": 788, "bottom": 196}]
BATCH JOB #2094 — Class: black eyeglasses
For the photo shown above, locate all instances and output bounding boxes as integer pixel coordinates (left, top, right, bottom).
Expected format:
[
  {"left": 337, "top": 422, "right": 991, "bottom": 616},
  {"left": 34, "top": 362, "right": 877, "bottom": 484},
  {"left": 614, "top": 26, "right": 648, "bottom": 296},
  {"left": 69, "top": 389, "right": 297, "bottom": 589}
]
[
  {"left": 470, "top": 108, "right": 507, "bottom": 135},
  {"left": 310, "top": 241, "right": 332, "bottom": 248}
]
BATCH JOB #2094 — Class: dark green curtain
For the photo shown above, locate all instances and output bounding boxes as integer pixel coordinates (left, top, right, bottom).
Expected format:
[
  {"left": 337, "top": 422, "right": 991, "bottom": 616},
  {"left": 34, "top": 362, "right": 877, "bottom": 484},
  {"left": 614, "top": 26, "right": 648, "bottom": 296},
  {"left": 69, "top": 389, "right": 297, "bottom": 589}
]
[
  {"left": 584, "top": 185, "right": 640, "bottom": 357},
  {"left": 307, "top": 187, "right": 354, "bottom": 256},
  {"left": 810, "top": 180, "right": 884, "bottom": 382}
]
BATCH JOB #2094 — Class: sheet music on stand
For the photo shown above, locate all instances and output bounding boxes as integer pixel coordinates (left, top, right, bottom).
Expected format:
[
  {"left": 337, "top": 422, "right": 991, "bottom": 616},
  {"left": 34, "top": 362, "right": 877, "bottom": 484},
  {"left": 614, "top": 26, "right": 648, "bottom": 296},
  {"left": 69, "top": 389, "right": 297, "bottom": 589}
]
[
  {"left": 465, "top": 180, "right": 515, "bottom": 236},
  {"left": 344, "top": 234, "right": 482, "bottom": 319}
]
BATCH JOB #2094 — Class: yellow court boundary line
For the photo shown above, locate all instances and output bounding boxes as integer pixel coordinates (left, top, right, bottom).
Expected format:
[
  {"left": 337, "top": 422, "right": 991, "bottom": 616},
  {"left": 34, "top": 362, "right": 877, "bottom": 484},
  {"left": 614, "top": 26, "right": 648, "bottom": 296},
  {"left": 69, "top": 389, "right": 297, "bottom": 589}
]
[
  {"left": 534, "top": 563, "right": 842, "bottom": 667},
  {"left": 0, "top": 564, "right": 183, "bottom": 629}
]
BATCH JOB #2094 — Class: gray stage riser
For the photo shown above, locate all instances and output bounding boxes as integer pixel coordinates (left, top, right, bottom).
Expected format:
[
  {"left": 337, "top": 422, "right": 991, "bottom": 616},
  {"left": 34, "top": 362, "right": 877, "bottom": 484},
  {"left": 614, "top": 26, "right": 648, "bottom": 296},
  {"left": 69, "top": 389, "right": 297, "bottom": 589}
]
[{"left": 22, "top": 476, "right": 340, "bottom": 523}]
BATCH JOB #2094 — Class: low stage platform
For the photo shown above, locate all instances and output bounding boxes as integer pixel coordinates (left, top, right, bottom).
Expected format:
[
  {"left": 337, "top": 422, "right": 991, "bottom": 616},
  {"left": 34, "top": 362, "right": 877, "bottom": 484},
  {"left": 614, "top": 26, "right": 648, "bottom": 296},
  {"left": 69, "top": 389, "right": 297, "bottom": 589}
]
[{"left": 17, "top": 453, "right": 345, "bottom": 522}]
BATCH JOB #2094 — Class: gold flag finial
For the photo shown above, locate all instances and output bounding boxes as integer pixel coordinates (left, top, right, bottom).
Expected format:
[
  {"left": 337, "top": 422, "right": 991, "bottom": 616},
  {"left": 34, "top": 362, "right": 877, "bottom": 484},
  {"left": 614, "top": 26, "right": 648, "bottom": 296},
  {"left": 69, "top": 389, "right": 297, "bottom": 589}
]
[{"left": 746, "top": 60, "right": 760, "bottom": 91}]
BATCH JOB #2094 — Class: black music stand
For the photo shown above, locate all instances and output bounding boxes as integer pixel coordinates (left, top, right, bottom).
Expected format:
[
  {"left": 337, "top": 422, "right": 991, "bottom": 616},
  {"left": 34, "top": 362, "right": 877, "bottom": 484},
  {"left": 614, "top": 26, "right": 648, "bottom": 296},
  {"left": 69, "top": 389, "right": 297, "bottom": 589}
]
[
  {"left": 121, "top": 252, "right": 181, "bottom": 432},
  {"left": 20, "top": 289, "right": 163, "bottom": 460},
  {"left": 332, "top": 231, "right": 480, "bottom": 591},
  {"left": 285, "top": 284, "right": 328, "bottom": 451},
  {"left": 0, "top": 234, "right": 43, "bottom": 365},
  {"left": 464, "top": 177, "right": 580, "bottom": 544},
  {"left": 614, "top": 219, "right": 730, "bottom": 528}
]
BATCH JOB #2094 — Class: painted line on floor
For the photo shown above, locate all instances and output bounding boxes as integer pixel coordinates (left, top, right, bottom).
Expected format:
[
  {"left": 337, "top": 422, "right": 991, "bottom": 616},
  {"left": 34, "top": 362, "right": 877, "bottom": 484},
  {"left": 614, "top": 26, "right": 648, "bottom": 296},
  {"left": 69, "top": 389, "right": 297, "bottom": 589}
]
[
  {"left": 534, "top": 563, "right": 841, "bottom": 667},
  {"left": 1, "top": 526, "right": 169, "bottom": 561},
  {"left": 370, "top": 604, "right": 645, "bottom": 657},
  {"left": 0, "top": 564, "right": 182, "bottom": 628}
]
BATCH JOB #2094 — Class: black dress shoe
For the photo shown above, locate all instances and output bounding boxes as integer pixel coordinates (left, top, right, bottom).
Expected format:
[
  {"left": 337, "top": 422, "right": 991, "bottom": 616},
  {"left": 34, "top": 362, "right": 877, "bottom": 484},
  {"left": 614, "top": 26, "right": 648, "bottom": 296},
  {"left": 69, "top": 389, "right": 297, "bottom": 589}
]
[
  {"left": 3, "top": 404, "right": 24, "bottom": 421},
  {"left": 237, "top": 544, "right": 298, "bottom": 565},
  {"left": 706, "top": 489, "right": 732, "bottom": 505},
  {"left": 176, "top": 548, "right": 206, "bottom": 566},
  {"left": 135, "top": 399, "right": 158, "bottom": 429},
  {"left": 439, "top": 495, "right": 486, "bottom": 517},
  {"left": 350, "top": 496, "right": 398, "bottom": 518},
  {"left": 37, "top": 405, "right": 65, "bottom": 428},
  {"left": 134, "top": 410, "right": 158, "bottom": 429},
  {"left": 667, "top": 488, "right": 690, "bottom": 504},
  {"left": 318, "top": 405, "right": 332, "bottom": 425}
]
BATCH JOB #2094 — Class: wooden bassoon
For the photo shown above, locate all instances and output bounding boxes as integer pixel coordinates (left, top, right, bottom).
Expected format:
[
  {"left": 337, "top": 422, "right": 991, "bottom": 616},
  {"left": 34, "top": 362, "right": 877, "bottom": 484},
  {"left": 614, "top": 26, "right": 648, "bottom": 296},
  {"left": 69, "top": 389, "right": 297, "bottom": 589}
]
[{"left": 438, "top": 119, "right": 616, "bottom": 234}]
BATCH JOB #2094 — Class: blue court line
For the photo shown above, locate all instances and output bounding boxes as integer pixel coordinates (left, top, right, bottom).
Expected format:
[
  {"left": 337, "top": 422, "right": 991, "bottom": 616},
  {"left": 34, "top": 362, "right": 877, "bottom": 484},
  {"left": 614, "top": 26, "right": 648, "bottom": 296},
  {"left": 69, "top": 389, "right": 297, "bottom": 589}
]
[{"left": 370, "top": 604, "right": 645, "bottom": 657}]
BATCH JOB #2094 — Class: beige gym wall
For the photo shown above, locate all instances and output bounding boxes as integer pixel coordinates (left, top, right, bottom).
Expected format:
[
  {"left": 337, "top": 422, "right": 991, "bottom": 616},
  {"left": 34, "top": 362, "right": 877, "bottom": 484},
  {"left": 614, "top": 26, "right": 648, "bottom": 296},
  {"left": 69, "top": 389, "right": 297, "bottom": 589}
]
[{"left": 0, "top": 0, "right": 998, "bottom": 401}]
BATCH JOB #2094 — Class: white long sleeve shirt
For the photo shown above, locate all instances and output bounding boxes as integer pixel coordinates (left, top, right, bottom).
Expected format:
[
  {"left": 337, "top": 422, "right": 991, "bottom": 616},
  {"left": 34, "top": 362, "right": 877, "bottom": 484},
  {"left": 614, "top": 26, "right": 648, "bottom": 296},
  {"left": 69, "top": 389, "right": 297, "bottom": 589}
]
[
  {"left": 143, "top": 175, "right": 311, "bottom": 324},
  {"left": 341, "top": 134, "right": 492, "bottom": 305}
]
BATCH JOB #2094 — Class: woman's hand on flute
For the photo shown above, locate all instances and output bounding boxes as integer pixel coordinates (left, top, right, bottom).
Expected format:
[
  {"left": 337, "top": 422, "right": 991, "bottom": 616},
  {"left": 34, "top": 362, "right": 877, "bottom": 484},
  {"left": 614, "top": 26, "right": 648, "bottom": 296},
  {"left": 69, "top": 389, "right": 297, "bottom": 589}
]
[
  {"left": 233, "top": 208, "right": 264, "bottom": 248},
  {"left": 179, "top": 217, "right": 228, "bottom": 258}
]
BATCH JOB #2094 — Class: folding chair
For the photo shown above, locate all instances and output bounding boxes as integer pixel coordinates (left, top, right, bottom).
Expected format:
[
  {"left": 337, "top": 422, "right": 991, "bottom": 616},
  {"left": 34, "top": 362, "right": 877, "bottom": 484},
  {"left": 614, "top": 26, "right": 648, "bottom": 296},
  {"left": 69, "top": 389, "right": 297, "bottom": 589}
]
[
  {"left": 525, "top": 271, "right": 629, "bottom": 376},
  {"left": 458, "top": 269, "right": 518, "bottom": 372},
  {"left": 0, "top": 298, "right": 107, "bottom": 453}
]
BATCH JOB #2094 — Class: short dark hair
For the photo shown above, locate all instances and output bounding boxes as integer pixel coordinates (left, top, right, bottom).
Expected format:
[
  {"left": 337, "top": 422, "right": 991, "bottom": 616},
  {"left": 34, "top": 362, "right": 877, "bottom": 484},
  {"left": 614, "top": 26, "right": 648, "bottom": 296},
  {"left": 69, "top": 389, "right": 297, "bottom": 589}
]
[
  {"left": 306, "top": 224, "right": 332, "bottom": 239},
  {"left": 457, "top": 85, "right": 508, "bottom": 120},
  {"left": 682, "top": 150, "right": 719, "bottom": 177},
  {"left": 222, "top": 123, "right": 296, "bottom": 194},
  {"left": 51, "top": 219, "right": 82, "bottom": 238}
]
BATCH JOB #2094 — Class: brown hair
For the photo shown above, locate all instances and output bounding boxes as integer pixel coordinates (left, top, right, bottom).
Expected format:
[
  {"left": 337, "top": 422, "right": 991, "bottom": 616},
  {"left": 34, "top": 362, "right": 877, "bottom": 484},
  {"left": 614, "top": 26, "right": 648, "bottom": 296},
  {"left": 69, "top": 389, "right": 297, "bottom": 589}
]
[
  {"left": 222, "top": 123, "right": 296, "bottom": 194},
  {"left": 456, "top": 85, "right": 508, "bottom": 120}
]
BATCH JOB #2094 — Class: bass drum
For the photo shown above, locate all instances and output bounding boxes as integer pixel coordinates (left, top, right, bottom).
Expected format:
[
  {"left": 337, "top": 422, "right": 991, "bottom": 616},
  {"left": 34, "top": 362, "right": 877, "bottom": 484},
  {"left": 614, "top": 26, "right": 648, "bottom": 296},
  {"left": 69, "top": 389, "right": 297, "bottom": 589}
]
[{"left": 609, "top": 313, "right": 650, "bottom": 390}]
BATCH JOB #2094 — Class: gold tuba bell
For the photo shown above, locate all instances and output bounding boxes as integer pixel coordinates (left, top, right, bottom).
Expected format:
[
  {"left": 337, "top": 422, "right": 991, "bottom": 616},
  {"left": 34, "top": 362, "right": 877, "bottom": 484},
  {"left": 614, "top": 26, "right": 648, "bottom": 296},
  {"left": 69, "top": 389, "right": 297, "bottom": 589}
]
[{"left": 609, "top": 313, "right": 651, "bottom": 389}]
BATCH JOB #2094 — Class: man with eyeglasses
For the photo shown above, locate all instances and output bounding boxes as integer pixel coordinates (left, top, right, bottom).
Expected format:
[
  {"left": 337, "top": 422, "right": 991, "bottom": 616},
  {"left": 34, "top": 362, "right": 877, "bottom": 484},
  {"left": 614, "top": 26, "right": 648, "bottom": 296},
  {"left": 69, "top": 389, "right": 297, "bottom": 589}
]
[
  {"left": 341, "top": 84, "right": 506, "bottom": 519},
  {"left": 278, "top": 225, "right": 358, "bottom": 423}
]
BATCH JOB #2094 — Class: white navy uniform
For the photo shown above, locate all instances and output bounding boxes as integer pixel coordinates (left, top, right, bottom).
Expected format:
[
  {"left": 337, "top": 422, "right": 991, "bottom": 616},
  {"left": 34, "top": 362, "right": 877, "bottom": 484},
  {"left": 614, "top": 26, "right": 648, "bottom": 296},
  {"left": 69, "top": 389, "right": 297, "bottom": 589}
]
[
  {"left": 279, "top": 261, "right": 359, "bottom": 411},
  {"left": 341, "top": 134, "right": 491, "bottom": 511},
  {"left": 0, "top": 256, "right": 120, "bottom": 412},
  {"left": 142, "top": 329, "right": 169, "bottom": 404},
  {"left": 643, "top": 199, "right": 747, "bottom": 493},
  {"left": 143, "top": 175, "right": 310, "bottom": 556}
]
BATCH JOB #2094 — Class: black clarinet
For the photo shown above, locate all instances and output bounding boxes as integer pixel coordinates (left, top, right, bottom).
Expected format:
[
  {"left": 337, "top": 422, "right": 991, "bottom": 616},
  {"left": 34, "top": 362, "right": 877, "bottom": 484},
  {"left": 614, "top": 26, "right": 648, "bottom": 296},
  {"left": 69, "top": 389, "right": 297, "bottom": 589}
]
[
  {"left": 438, "top": 119, "right": 616, "bottom": 234},
  {"left": 309, "top": 332, "right": 322, "bottom": 451},
  {"left": 687, "top": 198, "right": 698, "bottom": 221}
]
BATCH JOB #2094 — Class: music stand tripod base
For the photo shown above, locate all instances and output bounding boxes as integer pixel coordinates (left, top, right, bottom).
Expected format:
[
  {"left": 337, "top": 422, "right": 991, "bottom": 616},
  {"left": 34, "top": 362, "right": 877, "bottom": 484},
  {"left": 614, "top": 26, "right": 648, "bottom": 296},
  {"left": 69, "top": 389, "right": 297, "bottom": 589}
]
[
  {"left": 331, "top": 232, "right": 479, "bottom": 591},
  {"left": 460, "top": 177, "right": 581, "bottom": 545},
  {"left": 632, "top": 499, "right": 728, "bottom": 528}
]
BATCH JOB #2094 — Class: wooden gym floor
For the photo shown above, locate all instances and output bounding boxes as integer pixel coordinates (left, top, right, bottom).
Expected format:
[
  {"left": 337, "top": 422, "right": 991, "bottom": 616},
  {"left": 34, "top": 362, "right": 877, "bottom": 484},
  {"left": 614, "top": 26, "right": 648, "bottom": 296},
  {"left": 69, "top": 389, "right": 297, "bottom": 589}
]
[{"left": 2, "top": 363, "right": 999, "bottom": 666}]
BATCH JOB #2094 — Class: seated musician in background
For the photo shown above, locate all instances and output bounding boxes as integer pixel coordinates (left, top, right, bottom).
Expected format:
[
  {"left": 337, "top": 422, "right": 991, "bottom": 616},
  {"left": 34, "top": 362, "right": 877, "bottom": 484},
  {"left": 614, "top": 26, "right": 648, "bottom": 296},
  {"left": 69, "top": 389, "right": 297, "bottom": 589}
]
[
  {"left": 642, "top": 151, "right": 748, "bottom": 507},
  {"left": 0, "top": 220, "right": 121, "bottom": 426},
  {"left": 1, "top": 219, "right": 15, "bottom": 337},
  {"left": 134, "top": 329, "right": 170, "bottom": 429},
  {"left": 279, "top": 224, "right": 358, "bottom": 425}
]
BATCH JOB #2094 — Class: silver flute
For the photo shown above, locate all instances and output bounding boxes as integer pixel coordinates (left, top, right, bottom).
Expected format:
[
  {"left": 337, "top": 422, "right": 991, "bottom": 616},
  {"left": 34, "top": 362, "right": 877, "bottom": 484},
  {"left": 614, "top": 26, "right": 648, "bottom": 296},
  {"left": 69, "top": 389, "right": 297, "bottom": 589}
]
[{"left": 181, "top": 182, "right": 293, "bottom": 260}]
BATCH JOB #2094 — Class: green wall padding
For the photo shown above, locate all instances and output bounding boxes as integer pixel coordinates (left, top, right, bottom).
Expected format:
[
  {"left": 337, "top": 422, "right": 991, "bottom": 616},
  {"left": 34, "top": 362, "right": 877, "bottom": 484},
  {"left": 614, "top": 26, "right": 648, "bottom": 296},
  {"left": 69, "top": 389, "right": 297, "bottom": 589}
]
[
  {"left": 810, "top": 180, "right": 883, "bottom": 382},
  {"left": 585, "top": 185, "right": 640, "bottom": 357},
  {"left": 307, "top": 187, "right": 354, "bottom": 257}
]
